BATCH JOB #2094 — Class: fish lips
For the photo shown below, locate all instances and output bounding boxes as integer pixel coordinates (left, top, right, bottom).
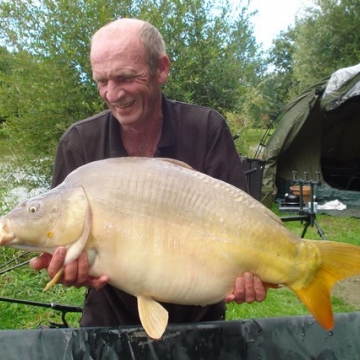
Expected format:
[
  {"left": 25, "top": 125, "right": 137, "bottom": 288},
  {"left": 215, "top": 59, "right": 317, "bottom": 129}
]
[{"left": 0, "top": 217, "right": 16, "bottom": 245}]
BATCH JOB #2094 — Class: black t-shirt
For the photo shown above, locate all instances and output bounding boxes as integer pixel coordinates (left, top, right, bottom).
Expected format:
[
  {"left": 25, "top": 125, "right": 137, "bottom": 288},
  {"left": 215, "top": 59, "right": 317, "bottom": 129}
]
[{"left": 51, "top": 95, "right": 248, "bottom": 327}]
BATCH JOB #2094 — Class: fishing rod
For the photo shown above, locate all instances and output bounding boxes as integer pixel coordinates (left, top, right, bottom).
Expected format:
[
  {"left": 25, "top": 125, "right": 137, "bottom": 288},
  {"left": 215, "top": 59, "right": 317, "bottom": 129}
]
[
  {"left": 0, "top": 251, "right": 30, "bottom": 274},
  {"left": 0, "top": 251, "right": 83, "bottom": 327},
  {"left": 0, "top": 296, "right": 83, "bottom": 328},
  {"left": 0, "top": 259, "right": 30, "bottom": 275}
]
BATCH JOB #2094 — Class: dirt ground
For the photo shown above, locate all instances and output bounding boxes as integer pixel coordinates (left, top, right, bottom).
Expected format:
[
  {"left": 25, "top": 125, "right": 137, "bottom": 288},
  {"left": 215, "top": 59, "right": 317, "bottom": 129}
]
[{"left": 333, "top": 275, "right": 360, "bottom": 309}]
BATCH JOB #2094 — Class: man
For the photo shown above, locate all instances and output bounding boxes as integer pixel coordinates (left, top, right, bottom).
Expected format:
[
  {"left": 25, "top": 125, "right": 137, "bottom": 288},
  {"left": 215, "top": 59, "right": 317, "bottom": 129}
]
[{"left": 30, "top": 18, "right": 266, "bottom": 327}]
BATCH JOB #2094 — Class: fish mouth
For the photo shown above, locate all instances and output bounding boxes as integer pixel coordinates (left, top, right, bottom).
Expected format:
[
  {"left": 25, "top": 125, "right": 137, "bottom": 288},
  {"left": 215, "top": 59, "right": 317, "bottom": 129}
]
[{"left": 0, "top": 217, "right": 16, "bottom": 245}]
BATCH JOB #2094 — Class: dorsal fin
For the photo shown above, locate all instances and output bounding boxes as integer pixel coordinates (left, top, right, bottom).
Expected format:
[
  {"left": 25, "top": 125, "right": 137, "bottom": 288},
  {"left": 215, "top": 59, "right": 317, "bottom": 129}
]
[{"left": 157, "top": 158, "right": 195, "bottom": 170}]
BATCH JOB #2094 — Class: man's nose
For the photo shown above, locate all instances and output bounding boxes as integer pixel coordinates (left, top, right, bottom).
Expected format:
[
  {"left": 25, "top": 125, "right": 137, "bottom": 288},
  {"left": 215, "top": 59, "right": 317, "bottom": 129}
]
[{"left": 104, "top": 80, "right": 125, "bottom": 103}]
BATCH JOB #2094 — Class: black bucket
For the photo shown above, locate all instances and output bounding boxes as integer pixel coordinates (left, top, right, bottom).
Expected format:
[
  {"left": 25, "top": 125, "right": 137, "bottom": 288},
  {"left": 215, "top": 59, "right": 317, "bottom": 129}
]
[{"left": 241, "top": 157, "right": 265, "bottom": 201}]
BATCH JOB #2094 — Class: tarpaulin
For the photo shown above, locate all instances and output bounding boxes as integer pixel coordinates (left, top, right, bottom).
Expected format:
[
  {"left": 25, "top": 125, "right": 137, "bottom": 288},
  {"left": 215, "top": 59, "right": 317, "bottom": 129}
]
[
  {"left": 0, "top": 312, "right": 359, "bottom": 359},
  {"left": 261, "top": 63, "right": 360, "bottom": 208}
]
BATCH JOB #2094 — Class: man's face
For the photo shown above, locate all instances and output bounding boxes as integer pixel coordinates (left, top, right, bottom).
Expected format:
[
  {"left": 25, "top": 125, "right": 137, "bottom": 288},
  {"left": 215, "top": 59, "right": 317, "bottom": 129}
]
[{"left": 90, "top": 33, "right": 168, "bottom": 128}]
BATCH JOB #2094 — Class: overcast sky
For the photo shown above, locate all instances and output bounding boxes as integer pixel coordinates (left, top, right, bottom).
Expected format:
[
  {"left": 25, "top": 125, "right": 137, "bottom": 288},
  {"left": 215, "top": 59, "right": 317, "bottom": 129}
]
[{"left": 247, "top": 0, "right": 312, "bottom": 50}]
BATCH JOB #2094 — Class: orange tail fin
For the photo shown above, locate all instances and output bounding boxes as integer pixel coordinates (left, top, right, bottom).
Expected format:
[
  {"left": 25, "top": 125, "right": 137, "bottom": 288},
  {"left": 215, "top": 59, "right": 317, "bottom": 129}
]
[{"left": 291, "top": 240, "right": 360, "bottom": 330}]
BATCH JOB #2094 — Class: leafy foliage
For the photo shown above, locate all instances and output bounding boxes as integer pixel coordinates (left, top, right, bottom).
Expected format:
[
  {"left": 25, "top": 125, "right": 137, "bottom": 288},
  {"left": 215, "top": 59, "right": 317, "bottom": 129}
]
[
  {"left": 264, "top": 0, "right": 360, "bottom": 116},
  {"left": 292, "top": 0, "right": 360, "bottom": 89},
  {"left": 264, "top": 28, "right": 301, "bottom": 114},
  {"left": 0, "top": 0, "right": 265, "bottom": 186}
]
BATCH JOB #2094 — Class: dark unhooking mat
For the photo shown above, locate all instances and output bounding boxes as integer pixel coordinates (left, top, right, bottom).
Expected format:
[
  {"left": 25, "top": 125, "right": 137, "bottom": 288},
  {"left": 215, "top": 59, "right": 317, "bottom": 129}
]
[{"left": 1, "top": 313, "right": 359, "bottom": 360}]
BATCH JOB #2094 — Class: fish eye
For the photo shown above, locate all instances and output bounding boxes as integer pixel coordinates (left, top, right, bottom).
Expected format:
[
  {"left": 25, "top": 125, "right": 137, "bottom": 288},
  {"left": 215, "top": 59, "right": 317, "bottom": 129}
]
[{"left": 28, "top": 203, "right": 40, "bottom": 214}]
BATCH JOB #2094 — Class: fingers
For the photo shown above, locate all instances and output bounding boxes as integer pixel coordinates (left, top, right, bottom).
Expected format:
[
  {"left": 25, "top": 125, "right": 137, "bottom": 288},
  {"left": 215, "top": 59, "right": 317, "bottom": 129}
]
[
  {"left": 47, "top": 246, "right": 67, "bottom": 279},
  {"left": 239, "top": 272, "right": 266, "bottom": 303},
  {"left": 29, "top": 253, "right": 53, "bottom": 270},
  {"left": 223, "top": 293, "right": 235, "bottom": 303},
  {"left": 29, "top": 247, "right": 109, "bottom": 290},
  {"left": 73, "top": 252, "right": 90, "bottom": 288},
  {"left": 87, "top": 275, "right": 110, "bottom": 290},
  {"left": 225, "top": 272, "right": 267, "bottom": 304},
  {"left": 50, "top": 248, "right": 87, "bottom": 287},
  {"left": 252, "top": 274, "right": 267, "bottom": 302}
]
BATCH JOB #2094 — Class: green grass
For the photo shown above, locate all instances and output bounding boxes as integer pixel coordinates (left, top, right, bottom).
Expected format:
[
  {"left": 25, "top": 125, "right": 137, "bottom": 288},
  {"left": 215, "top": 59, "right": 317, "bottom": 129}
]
[
  {"left": 226, "top": 286, "right": 357, "bottom": 322},
  {"left": 0, "top": 249, "right": 85, "bottom": 329},
  {"left": 0, "top": 141, "right": 11, "bottom": 158}
]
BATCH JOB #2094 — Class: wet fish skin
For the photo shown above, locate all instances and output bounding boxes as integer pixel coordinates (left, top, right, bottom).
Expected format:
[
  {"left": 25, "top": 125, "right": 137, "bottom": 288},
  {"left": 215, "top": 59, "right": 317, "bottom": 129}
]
[{"left": 1, "top": 157, "right": 360, "bottom": 340}]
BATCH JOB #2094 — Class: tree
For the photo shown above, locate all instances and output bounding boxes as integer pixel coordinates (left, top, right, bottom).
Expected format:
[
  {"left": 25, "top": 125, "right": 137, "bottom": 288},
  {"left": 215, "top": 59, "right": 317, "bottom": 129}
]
[
  {"left": 0, "top": 0, "right": 264, "bottom": 185},
  {"left": 261, "top": 0, "right": 360, "bottom": 118},
  {"left": 263, "top": 27, "right": 301, "bottom": 115},
  {"left": 0, "top": 46, "right": 13, "bottom": 125},
  {"left": 292, "top": 0, "right": 360, "bottom": 89},
  {"left": 153, "top": 0, "right": 265, "bottom": 114}
]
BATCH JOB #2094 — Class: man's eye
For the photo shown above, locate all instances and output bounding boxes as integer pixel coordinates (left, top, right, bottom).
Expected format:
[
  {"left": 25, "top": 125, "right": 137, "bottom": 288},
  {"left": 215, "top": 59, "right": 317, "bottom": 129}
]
[
  {"left": 118, "top": 76, "right": 135, "bottom": 83},
  {"left": 96, "top": 80, "right": 107, "bottom": 86}
]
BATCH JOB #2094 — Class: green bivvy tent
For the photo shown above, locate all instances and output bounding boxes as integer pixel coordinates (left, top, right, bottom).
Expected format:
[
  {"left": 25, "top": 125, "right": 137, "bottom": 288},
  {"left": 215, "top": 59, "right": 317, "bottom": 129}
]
[{"left": 261, "top": 63, "right": 360, "bottom": 208}]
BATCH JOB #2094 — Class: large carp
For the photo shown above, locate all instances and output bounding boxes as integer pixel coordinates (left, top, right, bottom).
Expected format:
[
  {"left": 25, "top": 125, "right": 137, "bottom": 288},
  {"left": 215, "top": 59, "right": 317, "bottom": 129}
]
[{"left": 1, "top": 157, "right": 360, "bottom": 339}]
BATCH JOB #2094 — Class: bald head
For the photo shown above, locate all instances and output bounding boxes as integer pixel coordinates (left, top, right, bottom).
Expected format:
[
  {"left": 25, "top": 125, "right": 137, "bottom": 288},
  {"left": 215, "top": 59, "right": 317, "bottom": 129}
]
[
  {"left": 91, "top": 18, "right": 167, "bottom": 75},
  {"left": 91, "top": 18, "right": 143, "bottom": 42}
]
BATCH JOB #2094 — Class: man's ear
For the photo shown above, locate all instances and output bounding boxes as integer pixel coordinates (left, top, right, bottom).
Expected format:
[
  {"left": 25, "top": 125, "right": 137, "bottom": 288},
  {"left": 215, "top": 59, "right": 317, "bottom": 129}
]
[{"left": 157, "top": 54, "right": 171, "bottom": 85}]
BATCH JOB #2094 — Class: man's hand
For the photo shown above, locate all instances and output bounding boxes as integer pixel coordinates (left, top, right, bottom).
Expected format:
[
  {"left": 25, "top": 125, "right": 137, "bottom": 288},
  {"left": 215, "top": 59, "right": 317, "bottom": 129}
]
[
  {"left": 224, "top": 272, "right": 267, "bottom": 304},
  {"left": 29, "top": 246, "right": 109, "bottom": 289}
]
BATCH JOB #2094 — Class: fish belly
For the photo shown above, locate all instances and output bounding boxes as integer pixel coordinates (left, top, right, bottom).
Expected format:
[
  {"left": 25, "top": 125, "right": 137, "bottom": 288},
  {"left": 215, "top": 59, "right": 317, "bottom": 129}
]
[{"left": 75, "top": 158, "right": 306, "bottom": 306}]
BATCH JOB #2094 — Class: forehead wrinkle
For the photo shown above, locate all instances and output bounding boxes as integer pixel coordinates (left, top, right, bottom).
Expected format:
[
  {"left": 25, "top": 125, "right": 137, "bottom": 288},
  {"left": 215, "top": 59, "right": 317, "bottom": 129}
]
[{"left": 91, "top": 36, "right": 148, "bottom": 81}]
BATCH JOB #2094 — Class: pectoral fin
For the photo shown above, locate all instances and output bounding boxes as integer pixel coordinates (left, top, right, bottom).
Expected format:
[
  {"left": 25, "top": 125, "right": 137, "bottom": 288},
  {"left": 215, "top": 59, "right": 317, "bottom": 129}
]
[
  {"left": 43, "top": 267, "right": 65, "bottom": 291},
  {"left": 137, "top": 295, "right": 169, "bottom": 340}
]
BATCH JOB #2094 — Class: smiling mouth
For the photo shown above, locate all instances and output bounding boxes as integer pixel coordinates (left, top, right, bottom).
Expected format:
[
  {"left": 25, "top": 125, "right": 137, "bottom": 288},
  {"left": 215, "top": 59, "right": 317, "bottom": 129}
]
[{"left": 115, "top": 100, "right": 135, "bottom": 109}]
